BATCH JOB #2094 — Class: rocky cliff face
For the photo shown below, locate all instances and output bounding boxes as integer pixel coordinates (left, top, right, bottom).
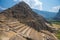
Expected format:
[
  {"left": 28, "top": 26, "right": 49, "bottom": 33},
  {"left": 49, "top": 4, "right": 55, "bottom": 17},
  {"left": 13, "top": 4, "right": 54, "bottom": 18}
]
[{"left": 0, "top": 1, "right": 58, "bottom": 40}]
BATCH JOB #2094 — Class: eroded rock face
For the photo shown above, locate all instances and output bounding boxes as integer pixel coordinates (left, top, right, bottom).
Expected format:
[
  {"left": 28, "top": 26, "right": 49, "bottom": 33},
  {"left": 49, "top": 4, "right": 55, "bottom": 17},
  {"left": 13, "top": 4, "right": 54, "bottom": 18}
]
[{"left": 0, "top": 1, "right": 58, "bottom": 40}]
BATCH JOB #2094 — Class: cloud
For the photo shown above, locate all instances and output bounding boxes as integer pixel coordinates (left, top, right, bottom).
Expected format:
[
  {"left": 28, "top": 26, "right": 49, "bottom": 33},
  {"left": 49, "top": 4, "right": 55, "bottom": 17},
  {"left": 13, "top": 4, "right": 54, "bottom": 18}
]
[
  {"left": 13, "top": 0, "right": 43, "bottom": 10},
  {"left": 0, "top": 6, "right": 6, "bottom": 10},
  {"left": 49, "top": 6, "right": 60, "bottom": 12}
]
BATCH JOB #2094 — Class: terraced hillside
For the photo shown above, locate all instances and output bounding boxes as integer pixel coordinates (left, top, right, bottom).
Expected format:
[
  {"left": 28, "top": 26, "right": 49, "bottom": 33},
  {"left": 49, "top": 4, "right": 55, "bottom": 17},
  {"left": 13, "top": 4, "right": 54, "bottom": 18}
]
[{"left": 0, "top": 1, "right": 58, "bottom": 40}]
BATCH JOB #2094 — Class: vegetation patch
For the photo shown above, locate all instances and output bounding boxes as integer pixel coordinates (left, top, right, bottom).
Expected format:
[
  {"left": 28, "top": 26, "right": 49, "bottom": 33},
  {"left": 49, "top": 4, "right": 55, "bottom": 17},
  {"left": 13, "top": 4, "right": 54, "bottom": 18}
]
[
  {"left": 49, "top": 20, "right": 60, "bottom": 25},
  {"left": 49, "top": 20, "right": 60, "bottom": 40},
  {"left": 56, "top": 30, "right": 60, "bottom": 40}
]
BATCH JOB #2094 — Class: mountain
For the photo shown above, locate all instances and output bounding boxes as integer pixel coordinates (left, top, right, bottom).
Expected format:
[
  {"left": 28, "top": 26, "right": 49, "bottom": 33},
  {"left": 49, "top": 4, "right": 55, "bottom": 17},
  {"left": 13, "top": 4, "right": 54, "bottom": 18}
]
[
  {"left": 0, "top": 1, "right": 58, "bottom": 40},
  {"left": 54, "top": 9, "right": 60, "bottom": 21},
  {"left": 33, "top": 9, "right": 57, "bottom": 20},
  {"left": 0, "top": 8, "right": 3, "bottom": 12},
  {"left": 0, "top": 1, "right": 52, "bottom": 32}
]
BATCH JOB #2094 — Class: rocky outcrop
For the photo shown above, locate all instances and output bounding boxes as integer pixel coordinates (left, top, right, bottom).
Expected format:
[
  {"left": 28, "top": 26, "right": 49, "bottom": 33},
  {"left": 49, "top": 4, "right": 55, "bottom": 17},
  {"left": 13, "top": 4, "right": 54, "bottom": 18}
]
[{"left": 0, "top": 1, "right": 58, "bottom": 40}]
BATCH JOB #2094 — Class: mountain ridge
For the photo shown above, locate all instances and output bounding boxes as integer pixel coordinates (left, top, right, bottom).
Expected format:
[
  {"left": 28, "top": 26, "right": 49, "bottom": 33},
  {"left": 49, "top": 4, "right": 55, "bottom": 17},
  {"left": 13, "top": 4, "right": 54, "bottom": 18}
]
[
  {"left": 0, "top": 1, "right": 58, "bottom": 40},
  {"left": 33, "top": 9, "right": 57, "bottom": 20},
  {"left": 54, "top": 9, "right": 60, "bottom": 20},
  {"left": 0, "top": 1, "right": 52, "bottom": 32}
]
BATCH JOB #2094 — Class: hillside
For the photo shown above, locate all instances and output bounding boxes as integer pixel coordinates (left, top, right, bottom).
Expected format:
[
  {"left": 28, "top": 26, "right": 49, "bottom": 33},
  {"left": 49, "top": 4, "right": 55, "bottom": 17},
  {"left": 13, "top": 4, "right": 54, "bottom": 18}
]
[
  {"left": 51, "top": 21, "right": 60, "bottom": 40},
  {"left": 0, "top": 1, "right": 58, "bottom": 40}
]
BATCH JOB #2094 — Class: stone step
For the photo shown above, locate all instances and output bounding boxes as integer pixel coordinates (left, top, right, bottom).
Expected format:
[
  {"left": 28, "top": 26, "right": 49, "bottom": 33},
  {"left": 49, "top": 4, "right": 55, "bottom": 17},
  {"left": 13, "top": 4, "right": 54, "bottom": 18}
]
[
  {"left": 26, "top": 28, "right": 32, "bottom": 36},
  {"left": 21, "top": 27, "right": 30, "bottom": 35},
  {"left": 16, "top": 26, "right": 27, "bottom": 33},
  {"left": 14, "top": 24, "right": 25, "bottom": 29}
]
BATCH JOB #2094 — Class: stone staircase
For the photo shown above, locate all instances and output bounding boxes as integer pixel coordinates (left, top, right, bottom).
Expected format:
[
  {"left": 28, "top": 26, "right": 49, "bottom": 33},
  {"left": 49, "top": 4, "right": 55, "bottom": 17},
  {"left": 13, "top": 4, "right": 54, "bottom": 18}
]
[
  {"left": 0, "top": 18, "right": 32, "bottom": 40},
  {"left": 0, "top": 18, "right": 58, "bottom": 40},
  {"left": 5, "top": 19, "right": 32, "bottom": 38}
]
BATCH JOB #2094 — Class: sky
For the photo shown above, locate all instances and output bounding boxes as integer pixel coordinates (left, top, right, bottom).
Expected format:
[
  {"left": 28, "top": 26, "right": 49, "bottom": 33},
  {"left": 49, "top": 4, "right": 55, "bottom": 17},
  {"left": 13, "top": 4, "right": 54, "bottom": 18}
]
[{"left": 0, "top": 0, "right": 60, "bottom": 12}]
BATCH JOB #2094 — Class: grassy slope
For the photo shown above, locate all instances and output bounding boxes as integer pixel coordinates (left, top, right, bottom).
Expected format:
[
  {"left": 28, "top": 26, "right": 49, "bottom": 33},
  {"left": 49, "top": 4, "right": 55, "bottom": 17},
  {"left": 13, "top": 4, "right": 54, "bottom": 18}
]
[
  {"left": 56, "top": 30, "right": 60, "bottom": 40},
  {"left": 50, "top": 21, "right": 60, "bottom": 40}
]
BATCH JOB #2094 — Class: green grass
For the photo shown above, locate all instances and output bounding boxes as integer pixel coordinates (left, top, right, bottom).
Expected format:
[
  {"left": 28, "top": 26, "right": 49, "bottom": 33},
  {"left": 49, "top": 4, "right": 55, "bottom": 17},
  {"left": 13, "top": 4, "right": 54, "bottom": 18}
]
[
  {"left": 56, "top": 30, "right": 60, "bottom": 40},
  {"left": 49, "top": 20, "right": 60, "bottom": 40},
  {"left": 49, "top": 20, "right": 60, "bottom": 25},
  {"left": 51, "top": 21, "right": 60, "bottom": 40},
  {"left": 52, "top": 21, "right": 60, "bottom": 25}
]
